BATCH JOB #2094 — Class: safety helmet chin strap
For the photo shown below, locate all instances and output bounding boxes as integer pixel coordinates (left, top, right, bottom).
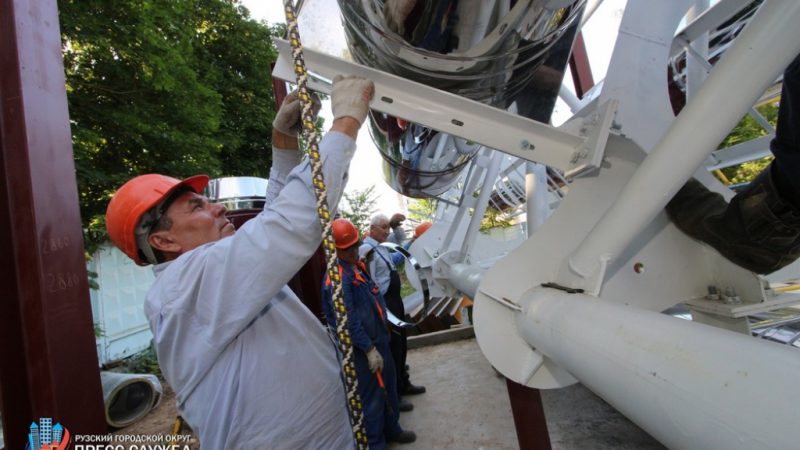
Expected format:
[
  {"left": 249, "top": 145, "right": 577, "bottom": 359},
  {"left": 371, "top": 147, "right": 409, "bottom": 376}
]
[
  {"left": 134, "top": 186, "right": 192, "bottom": 266},
  {"left": 134, "top": 207, "right": 162, "bottom": 266}
]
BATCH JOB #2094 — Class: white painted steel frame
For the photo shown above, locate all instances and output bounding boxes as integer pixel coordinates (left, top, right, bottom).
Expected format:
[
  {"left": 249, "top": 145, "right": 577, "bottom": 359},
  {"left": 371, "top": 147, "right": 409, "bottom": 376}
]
[
  {"left": 517, "top": 287, "right": 800, "bottom": 450},
  {"left": 707, "top": 135, "right": 773, "bottom": 170},
  {"left": 564, "top": 0, "right": 800, "bottom": 290},
  {"left": 271, "top": 39, "right": 587, "bottom": 171},
  {"left": 670, "top": 0, "right": 756, "bottom": 59}
]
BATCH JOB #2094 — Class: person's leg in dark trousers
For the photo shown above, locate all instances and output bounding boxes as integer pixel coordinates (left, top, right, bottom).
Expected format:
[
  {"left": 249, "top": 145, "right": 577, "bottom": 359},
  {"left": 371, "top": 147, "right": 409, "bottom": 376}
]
[
  {"left": 382, "top": 271, "right": 410, "bottom": 396},
  {"left": 390, "top": 326, "right": 409, "bottom": 394},
  {"left": 354, "top": 351, "right": 388, "bottom": 450},
  {"left": 666, "top": 53, "right": 800, "bottom": 273},
  {"left": 379, "top": 340, "right": 415, "bottom": 443}
]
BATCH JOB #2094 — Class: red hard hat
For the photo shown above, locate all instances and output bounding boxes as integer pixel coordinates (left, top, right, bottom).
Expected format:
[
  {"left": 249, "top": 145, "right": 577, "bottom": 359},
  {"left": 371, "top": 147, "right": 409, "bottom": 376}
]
[
  {"left": 415, "top": 221, "right": 432, "bottom": 238},
  {"left": 105, "top": 174, "right": 209, "bottom": 266},
  {"left": 332, "top": 218, "right": 360, "bottom": 249}
]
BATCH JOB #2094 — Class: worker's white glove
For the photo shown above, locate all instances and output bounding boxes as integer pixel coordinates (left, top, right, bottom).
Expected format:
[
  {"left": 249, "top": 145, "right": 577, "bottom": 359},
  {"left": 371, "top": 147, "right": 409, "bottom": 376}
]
[
  {"left": 384, "top": 0, "right": 417, "bottom": 35},
  {"left": 366, "top": 346, "right": 384, "bottom": 373},
  {"left": 272, "top": 91, "right": 321, "bottom": 136},
  {"left": 331, "top": 75, "right": 374, "bottom": 126}
]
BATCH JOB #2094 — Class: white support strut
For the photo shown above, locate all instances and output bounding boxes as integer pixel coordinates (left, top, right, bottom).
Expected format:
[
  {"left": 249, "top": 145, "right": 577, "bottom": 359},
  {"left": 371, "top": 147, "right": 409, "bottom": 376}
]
[
  {"left": 517, "top": 287, "right": 800, "bottom": 450},
  {"left": 564, "top": 0, "right": 800, "bottom": 289}
]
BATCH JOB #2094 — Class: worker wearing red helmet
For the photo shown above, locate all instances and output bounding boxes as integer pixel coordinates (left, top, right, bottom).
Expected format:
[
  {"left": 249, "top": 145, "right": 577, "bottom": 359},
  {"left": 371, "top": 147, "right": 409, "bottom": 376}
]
[
  {"left": 414, "top": 221, "right": 432, "bottom": 239},
  {"left": 323, "top": 219, "right": 416, "bottom": 447},
  {"left": 105, "top": 76, "right": 374, "bottom": 449}
]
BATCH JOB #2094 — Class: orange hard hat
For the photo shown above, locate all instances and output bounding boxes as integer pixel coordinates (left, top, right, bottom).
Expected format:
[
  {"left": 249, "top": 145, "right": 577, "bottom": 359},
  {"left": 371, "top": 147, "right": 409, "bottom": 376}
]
[
  {"left": 332, "top": 218, "right": 360, "bottom": 249},
  {"left": 415, "top": 221, "right": 432, "bottom": 238},
  {"left": 105, "top": 174, "right": 209, "bottom": 266}
]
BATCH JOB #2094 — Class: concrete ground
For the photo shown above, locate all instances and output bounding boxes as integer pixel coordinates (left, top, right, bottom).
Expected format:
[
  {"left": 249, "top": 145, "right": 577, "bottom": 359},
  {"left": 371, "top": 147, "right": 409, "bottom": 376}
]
[{"left": 391, "top": 337, "right": 665, "bottom": 450}]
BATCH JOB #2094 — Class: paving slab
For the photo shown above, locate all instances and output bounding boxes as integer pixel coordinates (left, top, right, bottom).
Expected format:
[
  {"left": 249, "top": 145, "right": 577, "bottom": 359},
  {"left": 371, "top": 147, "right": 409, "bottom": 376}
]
[{"left": 392, "top": 338, "right": 664, "bottom": 449}]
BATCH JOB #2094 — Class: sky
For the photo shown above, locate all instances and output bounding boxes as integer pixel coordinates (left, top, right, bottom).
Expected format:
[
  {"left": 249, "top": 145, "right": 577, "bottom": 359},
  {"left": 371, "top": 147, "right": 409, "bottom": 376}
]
[{"left": 242, "top": 0, "right": 627, "bottom": 215}]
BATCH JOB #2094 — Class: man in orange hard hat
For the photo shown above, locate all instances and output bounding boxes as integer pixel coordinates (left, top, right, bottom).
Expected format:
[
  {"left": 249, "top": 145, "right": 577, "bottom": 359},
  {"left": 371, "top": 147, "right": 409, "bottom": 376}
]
[
  {"left": 105, "top": 76, "right": 374, "bottom": 449},
  {"left": 323, "top": 219, "right": 416, "bottom": 447}
]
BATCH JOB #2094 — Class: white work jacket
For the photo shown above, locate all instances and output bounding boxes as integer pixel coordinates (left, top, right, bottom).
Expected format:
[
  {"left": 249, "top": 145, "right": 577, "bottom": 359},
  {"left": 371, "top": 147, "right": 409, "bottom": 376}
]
[
  {"left": 144, "top": 132, "right": 356, "bottom": 449},
  {"left": 361, "top": 229, "right": 405, "bottom": 296}
]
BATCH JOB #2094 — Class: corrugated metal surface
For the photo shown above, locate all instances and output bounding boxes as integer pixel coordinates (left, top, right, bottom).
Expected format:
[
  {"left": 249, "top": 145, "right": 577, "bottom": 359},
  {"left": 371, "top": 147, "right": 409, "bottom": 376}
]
[{"left": 90, "top": 245, "right": 154, "bottom": 365}]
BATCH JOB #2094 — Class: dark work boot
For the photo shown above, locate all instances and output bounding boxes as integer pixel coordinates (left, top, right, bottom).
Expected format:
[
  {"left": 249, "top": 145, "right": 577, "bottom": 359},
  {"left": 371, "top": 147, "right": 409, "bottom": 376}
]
[
  {"left": 388, "top": 430, "right": 417, "bottom": 444},
  {"left": 398, "top": 399, "right": 414, "bottom": 412},
  {"left": 665, "top": 164, "right": 800, "bottom": 274},
  {"left": 403, "top": 383, "right": 426, "bottom": 396}
]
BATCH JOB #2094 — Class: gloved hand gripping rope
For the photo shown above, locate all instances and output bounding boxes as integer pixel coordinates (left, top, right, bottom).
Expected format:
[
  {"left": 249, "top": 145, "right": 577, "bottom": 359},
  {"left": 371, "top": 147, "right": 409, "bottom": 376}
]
[{"left": 282, "top": 2, "right": 369, "bottom": 448}]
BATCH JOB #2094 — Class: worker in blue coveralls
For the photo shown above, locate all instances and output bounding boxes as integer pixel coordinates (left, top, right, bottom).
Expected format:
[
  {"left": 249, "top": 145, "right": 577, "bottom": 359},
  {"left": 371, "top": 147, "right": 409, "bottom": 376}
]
[
  {"left": 323, "top": 218, "right": 417, "bottom": 447},
  {"left": 105, "top": 76, "right": 374, "bottom": 449}
]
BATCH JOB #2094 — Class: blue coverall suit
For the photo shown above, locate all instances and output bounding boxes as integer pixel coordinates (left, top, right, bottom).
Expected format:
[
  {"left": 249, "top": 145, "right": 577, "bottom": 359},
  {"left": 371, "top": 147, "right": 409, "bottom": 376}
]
[{"left": 323, "top": 259, "right": 403, "bottom": 449}]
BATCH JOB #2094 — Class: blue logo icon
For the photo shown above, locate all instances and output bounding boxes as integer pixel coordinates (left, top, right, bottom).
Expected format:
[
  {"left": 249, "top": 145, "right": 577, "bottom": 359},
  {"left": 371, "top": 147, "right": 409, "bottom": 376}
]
[{"left": 27, "top": 418, "right": 69, "bottom": 450}]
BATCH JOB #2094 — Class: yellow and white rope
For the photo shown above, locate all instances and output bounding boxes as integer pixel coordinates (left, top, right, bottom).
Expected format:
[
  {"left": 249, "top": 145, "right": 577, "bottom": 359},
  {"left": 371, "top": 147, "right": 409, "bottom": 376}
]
[{"left": 282, "top": 2, "right": 369, "bottom": 448}]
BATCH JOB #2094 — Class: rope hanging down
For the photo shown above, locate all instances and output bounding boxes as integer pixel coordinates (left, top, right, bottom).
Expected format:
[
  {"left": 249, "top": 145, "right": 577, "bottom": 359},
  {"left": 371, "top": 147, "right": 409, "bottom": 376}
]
[{"left": 282, "top": 2, "right": 369, "bottom": 448}]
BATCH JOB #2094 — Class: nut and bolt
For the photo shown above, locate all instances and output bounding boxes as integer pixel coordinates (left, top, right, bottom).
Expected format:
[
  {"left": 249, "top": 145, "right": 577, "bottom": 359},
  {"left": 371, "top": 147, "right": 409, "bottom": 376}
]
[
  {"left": 706, "top": 285, "right": 720, "bottom": 301},
  {"left": 723, "top": 286, "right": 741, "bottom": 305}
]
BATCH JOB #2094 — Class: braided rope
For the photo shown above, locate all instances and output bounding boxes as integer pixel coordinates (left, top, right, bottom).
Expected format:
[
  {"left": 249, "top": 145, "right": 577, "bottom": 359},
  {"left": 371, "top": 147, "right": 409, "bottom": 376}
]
[{"left": 282, "top": 2, "right": 368, "bottom": 448}]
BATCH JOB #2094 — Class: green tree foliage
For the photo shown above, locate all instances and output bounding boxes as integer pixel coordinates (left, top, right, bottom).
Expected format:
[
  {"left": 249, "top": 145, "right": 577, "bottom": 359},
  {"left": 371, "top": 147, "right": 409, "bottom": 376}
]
[
  {"left": 340, "top": 186, "right": 379, "bottom": 232},
  {"left": 58, "top": 0, "right": 279, "bottom": 253},
  {"left": 479, "top": 206, "right": 515, "bottom": 232},
  {"left": 407, "top": 198, "right": 438, "bottom": 222},
  {"left": 717, "top": 102, "right": 778, "bottom": 184}
]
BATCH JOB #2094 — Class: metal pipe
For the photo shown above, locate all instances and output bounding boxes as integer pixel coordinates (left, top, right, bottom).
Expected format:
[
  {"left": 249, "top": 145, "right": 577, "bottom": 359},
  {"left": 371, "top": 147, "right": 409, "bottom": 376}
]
[
  {"left": 447, "top": 263, "right": 483, "bottom": 299},
  {"left": 685, "top": 0, "right": 710, "bottom": 99},
  {"left": 558, "top": 84, "right": 582, "bottom": 112},
  {"left": 567, "top": 0, "right": 800, "bottom": 279},
  {"left": 525, "top": 162, "right": 549, "bottom": 235},
  {"left": 670, "top": 0, "right": 754, "bottom": 58},
  {"left": 439, "top": 160, "right": 485, "bottom": 254},
  {"left": 516, "top": 287, "right": 800, "bottom": 449},
  {"left": 461, "top": 150, "right": 504, "bottom": 260}
]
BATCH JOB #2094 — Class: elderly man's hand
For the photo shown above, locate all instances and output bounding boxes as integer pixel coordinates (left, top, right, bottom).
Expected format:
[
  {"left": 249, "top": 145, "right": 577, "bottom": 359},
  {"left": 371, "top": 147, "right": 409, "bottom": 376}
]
[
  {"left": 366, "top": 346, "right": 384, "bottom": 373},
  {"left": 272, "top": 91, "right": 321, "bottom": 137},
  {"left": 390, "top": 213, "right": 406, "bottom": 228},
  {"left": 331, "top": 75, "right": 374, "bottom": 126}
]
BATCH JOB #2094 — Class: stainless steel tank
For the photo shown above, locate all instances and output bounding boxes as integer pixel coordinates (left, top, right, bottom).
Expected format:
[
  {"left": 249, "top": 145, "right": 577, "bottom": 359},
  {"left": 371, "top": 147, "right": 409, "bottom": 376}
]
[
  {"left": 339, "top": 0, "right": 584, "bottom": 198},
  {"left": 205, "top": 176, "right": 268, "bottom": 211}
]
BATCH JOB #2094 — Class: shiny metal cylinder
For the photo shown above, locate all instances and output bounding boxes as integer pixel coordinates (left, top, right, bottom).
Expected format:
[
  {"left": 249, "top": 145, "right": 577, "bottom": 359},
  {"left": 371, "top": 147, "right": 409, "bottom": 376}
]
[
  {"left": 339, "top": 0, "right": 584, "bottom": 104},
  {"left": 206, "top": 176, "right": 268, "bottom": 211},
  {"left": 339, "top": 0, "right": 584, "bottom": 198}
]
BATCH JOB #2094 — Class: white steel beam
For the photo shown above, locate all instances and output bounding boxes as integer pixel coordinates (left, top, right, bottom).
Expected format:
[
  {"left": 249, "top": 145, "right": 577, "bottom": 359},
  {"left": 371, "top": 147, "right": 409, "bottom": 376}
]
[
  {"left": 707, "top": 135, "right": 773, "bottom": 171},
  {"left": 564, "top": 1, "right": 800, "bottom": 290},
  {"left": 670, "top": 0, "right": 755, "bottom": 58},
  {"left": 516, "top": 286, "right": 800, "bottom": 450},
  {"left": 272, "top": 39, "right": 588, "bottom": 171}
]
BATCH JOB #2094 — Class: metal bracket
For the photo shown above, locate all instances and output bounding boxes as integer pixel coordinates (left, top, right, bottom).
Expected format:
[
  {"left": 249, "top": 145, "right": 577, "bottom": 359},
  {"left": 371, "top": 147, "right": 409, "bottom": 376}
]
[
  {"left": 541, "top": 282, "right": 585, "bottom": 294},
  {"left": 272, "top": 38, "right": 594, "bottom": 171},
  {"left": 685, "top": 292, "right": 800, "bottom": 319},
  {"left": 560, "top": 99, "right": 619, "bottom": 178}
]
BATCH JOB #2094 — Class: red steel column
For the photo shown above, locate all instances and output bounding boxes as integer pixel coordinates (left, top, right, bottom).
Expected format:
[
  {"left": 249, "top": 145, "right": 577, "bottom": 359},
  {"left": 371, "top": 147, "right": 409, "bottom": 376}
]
[
  {"left": 568, "top": 32, "right": 595, "bottom": 99},
  {"left": 506, "top": 378, "right": 552, "bottom": 450},
  {"left": 0, "top": 0, "right": 107, "bottom": 446}
]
